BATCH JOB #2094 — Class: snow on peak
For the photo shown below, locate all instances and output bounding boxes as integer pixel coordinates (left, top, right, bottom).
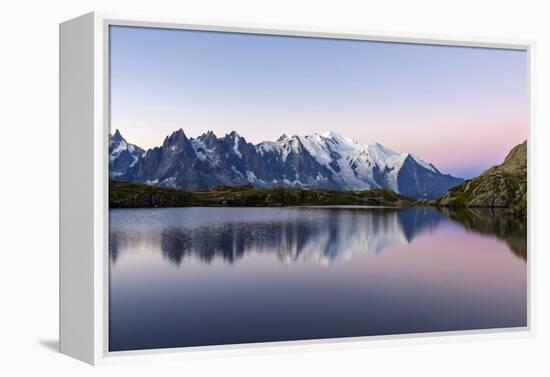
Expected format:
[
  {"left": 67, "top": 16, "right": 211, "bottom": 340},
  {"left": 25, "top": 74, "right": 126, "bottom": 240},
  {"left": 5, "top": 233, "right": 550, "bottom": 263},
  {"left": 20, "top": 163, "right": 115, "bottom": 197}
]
[
  {"left": 321, "top": 130, "right": 336, "bottom": 137},
  {"left": 277, "top": 133, "right": 298, "bottom": 142},
  {"left": 368, "top": 142, "right": 397, "bottom": 156},
  {"left": 408, "top": 153, "right": 437, "bottom": 173},
  {"left": 257, "top": 141, "right": 281, "bottom": 155},
  {"left": 319, "top": 131, "right": 357, "bottom": 145},
  {"left": 364, "top": 142, "right": 400, "bottom": 163},
  {"left": 109, "top": 130, "right": 129, "bottom": 161},
  {"left": 320, "top": 130, "right": 343, "bottom": 139},
  {"left": 277, "top": 132, "right": 438, "bottom": 191},
  {"left": 108, "top": 130, "right": 145, "bottom": 173},
  {"left": 109, "top": 139, "right": 127, "bottom": 161},
  {"left": 233, "top": 134, "right": 242, "bottom": 158},
  {"left": 227, "top": 130, "right": 240, "bottom": 138}
]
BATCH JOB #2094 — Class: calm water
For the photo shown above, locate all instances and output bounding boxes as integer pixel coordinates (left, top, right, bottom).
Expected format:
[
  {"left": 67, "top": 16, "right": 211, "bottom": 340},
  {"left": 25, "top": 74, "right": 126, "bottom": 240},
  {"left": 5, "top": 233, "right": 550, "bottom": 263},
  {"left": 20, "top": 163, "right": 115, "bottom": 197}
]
[{"left": 109, "top": 206, "right": 527, "bottom": 351}]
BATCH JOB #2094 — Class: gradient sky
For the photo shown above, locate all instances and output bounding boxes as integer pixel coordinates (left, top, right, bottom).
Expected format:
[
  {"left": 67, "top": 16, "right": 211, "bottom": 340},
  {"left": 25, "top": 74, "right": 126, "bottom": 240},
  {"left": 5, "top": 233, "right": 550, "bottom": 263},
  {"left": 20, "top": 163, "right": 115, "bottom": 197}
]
[{"left": 110, "top": 26, "right": 528, "bottom": 178}]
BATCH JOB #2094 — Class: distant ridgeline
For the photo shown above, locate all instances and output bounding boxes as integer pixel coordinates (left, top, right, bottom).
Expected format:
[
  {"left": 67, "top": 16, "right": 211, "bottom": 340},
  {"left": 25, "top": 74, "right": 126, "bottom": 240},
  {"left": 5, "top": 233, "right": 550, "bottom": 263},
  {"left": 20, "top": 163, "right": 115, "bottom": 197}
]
[{"left": 109, "top": 129, "right": 463, "bottom": 200}]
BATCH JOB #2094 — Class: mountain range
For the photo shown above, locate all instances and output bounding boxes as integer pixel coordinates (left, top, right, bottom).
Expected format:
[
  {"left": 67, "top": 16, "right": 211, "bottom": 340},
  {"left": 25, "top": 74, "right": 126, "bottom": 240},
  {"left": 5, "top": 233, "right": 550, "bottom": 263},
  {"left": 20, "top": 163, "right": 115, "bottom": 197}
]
[{"left": 109, "top": 129, "right": 464, "bottom": 199}]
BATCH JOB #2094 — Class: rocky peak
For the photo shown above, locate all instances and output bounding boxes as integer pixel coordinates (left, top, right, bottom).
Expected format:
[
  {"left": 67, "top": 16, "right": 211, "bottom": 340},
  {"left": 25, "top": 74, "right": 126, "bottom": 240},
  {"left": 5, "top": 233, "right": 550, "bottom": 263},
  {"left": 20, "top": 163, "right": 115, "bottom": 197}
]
[
  {"left": 277, "top": 133, "right": 297, "bottom": 142},
  {"left": 199, "top": 130, "right": 216, "bottom": 139},
  {"left": 164, "top": 129, "right": 188, "bottom": 146},
  {"left": 109, "top": 129, "right": 145, "bottom": 177},
  {"left": 112, "top": 129, "right": 124, "bottom": 142},
  {"left": 320, "top": 130, "right": 343, "bottom": 139},
  {"left": 197, "top": 130, "right": 219, "bottom": 148},
  {"left": 277, "top": 133, "right": 287, "bottom": 141},
  {"left": 224, "top": 131, "right": 243, "bottom": 142},
  {"left": 497, "top": 140, "right": 527, "bottom": 175},
  {"left": 437, "top": 140, "right": 527, "bottom": 218}
]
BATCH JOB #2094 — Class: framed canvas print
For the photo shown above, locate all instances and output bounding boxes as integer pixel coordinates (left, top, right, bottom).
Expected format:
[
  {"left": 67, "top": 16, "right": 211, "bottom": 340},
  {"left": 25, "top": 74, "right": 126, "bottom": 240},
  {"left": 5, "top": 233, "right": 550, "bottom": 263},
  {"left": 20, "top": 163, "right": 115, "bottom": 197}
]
[{"left": 59, "top": 12, "right": 533, "bottom": 365}]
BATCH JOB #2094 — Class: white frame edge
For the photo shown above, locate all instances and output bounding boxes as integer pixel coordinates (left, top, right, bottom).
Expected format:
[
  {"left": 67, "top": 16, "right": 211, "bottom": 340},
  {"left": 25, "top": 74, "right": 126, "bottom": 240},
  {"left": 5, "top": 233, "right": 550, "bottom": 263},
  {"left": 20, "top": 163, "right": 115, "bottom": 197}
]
[
  {"left": 59, "top": 12, "right": 96, "bottom": 364},
  {"left": 59, "top": 11, "right": 536, "bottom": 365}
]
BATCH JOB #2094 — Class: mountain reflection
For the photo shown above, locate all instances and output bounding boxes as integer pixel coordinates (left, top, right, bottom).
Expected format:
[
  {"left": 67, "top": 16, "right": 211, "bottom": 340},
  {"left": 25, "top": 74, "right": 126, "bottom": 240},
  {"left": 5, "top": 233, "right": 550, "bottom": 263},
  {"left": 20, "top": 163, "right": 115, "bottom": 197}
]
[
  {"left": 439, "top": 207, "right": 527, "bottom": 260},
  {"left": 109, "top": 206, "right": 526, "bottom": 266},
  {"left": 110, "top": 207, "right": 448, "bottom": 266}
]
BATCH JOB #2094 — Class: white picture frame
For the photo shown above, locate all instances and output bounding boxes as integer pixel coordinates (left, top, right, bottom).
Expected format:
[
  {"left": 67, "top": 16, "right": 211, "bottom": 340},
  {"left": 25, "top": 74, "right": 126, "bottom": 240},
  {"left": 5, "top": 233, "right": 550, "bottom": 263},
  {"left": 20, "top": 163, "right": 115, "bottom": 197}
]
[{"left": 59, "top": 11, "right": 535, "bottom": 365}]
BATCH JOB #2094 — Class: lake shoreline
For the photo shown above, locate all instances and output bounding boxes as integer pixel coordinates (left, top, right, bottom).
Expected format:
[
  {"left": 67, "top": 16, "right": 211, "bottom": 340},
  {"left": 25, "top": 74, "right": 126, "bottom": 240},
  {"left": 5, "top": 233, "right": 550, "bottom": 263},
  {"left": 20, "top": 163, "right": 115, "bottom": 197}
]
[
  {"left": 109, "top": 180, "right": 418, "bottom": 209},
  {"left": 109, "top": 180, "right": 526, "bottom": 222}
]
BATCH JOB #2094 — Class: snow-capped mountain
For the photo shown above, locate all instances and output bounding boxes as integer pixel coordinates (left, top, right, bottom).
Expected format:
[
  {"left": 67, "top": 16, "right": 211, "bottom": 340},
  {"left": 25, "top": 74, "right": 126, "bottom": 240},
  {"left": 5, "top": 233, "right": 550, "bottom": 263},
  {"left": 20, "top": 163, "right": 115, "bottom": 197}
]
[
  {"left": 110, "top": 129, "right": 463, "bottom": 199},
  {"left": 109, "top": 129, "right": 145, "bottom": 176}
]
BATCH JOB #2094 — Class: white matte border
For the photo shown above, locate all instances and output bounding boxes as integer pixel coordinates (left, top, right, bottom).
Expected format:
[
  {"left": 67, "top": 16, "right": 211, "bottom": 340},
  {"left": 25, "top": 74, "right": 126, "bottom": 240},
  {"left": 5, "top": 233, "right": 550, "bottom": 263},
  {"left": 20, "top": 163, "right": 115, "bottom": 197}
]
[{"left": 89, "top": 11, "right": 534, "bottom": 365}]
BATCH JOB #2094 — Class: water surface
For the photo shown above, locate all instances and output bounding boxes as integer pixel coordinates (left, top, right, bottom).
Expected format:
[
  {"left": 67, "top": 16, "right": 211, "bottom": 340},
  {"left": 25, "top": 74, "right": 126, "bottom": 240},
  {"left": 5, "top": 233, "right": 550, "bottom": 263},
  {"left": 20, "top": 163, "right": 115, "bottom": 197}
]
[{"left": 109, "top": 206, "right": 527, "bottom": 351}]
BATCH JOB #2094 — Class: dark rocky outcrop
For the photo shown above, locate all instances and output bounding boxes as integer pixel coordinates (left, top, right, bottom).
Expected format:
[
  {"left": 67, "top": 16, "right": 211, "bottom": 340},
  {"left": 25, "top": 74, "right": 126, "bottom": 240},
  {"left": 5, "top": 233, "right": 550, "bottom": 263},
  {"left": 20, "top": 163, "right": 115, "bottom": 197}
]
[{"left": 436, "top": 141, "right": 527, "bottom": 219}]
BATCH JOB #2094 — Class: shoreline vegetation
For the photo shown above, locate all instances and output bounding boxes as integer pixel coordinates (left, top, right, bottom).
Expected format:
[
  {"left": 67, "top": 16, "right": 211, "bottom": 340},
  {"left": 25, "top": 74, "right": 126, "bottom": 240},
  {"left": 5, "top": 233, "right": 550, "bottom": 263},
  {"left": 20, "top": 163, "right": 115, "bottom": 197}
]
[
  {"left": 109, "top": 178, "right": 526, "bottom": 220},
  {"left": 430, "top": 140, "right": 527, "bottom": 219},
  {"left": 109, "top": 180, "right": 417, "bottom": 208}
]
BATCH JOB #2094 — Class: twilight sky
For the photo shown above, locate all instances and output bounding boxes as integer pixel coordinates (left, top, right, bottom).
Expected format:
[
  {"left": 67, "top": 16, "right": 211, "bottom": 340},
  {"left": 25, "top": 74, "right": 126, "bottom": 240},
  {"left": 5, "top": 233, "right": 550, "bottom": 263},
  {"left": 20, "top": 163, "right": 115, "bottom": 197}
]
[{"left": 110, "top": 26, "right": 528, "bottom": 179}]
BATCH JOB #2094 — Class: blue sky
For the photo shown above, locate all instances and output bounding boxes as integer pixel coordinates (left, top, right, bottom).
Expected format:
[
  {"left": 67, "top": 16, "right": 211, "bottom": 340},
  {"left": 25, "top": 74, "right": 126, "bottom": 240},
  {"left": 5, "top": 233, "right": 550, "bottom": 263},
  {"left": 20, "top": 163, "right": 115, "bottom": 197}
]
[{"left": 110, "top": 25, "right": 528, "bottom": 178}]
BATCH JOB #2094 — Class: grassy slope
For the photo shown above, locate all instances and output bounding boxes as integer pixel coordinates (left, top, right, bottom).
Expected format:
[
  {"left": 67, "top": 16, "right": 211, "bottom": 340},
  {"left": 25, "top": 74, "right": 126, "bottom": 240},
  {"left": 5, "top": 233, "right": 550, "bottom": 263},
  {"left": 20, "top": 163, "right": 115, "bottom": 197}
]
[
  {"left": 436, "top": 141, "right": 527, "bottom": 219},
  {"left": 109, "top": 180, "right": 192, "bottom": 208},
  {"left": 109, "top": 180, "right": 416, "bottom": 208}
]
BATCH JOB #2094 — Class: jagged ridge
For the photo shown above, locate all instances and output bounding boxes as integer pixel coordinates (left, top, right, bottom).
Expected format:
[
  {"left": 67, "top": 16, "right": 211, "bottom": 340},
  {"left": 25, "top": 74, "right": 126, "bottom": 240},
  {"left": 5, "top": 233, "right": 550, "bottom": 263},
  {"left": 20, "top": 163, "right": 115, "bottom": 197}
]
[
  {"left": 109, "top": 129, "right": 464, "bottom": 199},
  {"left": 109, "top": 129, "right": 145, "bottom": 176}
]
